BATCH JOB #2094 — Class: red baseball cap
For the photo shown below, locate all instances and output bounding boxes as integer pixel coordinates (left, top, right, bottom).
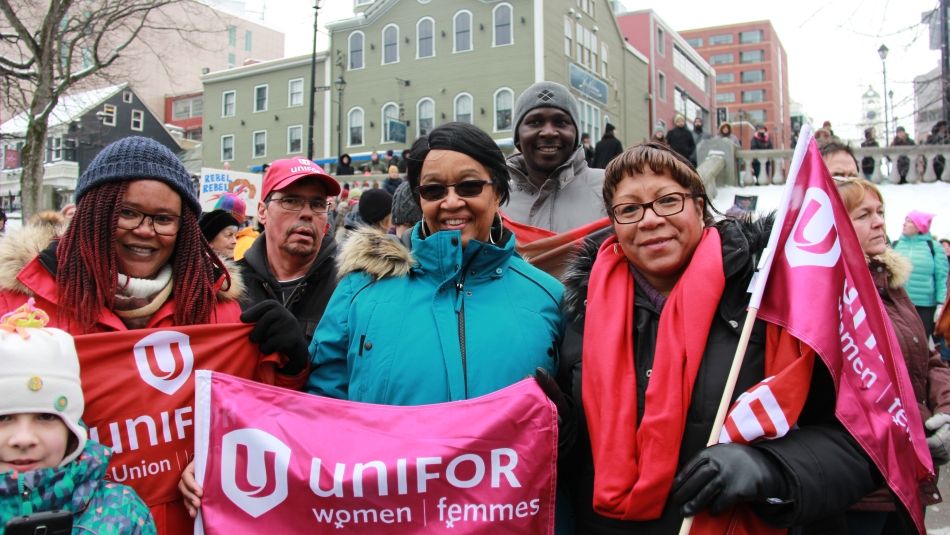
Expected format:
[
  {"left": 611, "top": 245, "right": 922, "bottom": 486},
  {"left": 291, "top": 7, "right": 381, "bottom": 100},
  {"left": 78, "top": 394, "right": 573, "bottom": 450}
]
[{"left": 261, "top": 158, "right": 341, "bottom": 200}]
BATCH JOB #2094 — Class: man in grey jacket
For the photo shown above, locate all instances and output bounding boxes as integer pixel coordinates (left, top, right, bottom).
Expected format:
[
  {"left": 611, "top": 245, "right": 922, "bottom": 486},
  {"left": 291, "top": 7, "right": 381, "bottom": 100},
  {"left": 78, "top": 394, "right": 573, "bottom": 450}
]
[{"left": 506, "top": 81, "right": 606, "bottom": 232}]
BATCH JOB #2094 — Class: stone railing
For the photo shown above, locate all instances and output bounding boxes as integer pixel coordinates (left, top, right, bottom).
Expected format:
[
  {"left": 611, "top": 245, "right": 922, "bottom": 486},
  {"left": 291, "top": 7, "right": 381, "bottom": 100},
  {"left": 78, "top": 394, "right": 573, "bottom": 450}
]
[{"left": 732, "top": 146, "right": 950, "bottom": 186}]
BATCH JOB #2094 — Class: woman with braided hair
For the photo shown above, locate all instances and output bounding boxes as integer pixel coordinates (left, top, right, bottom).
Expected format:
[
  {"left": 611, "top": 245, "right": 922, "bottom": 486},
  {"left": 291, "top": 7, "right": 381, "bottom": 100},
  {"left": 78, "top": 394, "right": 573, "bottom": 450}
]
[{"left": 0, "top": 136, "right": 303, "bottom": 534}]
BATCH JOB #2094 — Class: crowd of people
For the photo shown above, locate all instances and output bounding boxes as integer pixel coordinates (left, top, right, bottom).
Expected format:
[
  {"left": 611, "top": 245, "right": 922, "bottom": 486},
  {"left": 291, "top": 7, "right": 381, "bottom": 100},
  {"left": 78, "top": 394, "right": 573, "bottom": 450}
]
[{"left": 2, "top": 80, "right": 950, "bottom": 535}]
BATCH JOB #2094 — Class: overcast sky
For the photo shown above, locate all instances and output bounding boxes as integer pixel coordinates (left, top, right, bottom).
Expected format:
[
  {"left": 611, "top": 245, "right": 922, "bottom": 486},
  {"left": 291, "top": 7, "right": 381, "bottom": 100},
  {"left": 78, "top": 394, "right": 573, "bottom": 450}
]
[{"left": 253, "top": 0, "right": 941, "bottom": 142}]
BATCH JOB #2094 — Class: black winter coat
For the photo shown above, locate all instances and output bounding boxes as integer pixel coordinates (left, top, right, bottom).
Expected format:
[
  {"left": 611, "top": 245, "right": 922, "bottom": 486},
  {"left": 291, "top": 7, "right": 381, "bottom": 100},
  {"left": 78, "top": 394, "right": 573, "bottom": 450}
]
[
  {"left": 557, "top": 216, "right": 878, "bottom": 535},
  {"left": 592, "top": 134, "right": 624, "bottom": 169},
  {"left": 665, "top": 126, "right": 695, "bottom": 163},
  {"left": 237, "top": 233, "right": 339, "bottom": 339}
]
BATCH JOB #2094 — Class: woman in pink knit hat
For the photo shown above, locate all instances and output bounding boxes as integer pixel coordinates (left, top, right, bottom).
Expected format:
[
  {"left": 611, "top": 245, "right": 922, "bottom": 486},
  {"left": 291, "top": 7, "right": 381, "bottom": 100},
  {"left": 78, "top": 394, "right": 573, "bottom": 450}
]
[{"left": 894, "top": 209, "right": 949, "bottom": 338}]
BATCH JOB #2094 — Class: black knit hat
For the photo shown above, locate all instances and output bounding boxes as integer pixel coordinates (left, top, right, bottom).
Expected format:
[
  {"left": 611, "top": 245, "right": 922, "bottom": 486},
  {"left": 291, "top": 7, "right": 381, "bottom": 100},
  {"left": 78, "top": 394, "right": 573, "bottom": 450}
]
[
  {"left": 390, "top": 181, "right": 422, "bottom": 226},
  {"left": 358, "top": 188, "right": 393, "bottom": 226},
  {"left": 199, "top": 210, "right": 240, "bottom": 242},
  {"left": 75, "top": 136, "right": 199, "bottom": 214}
]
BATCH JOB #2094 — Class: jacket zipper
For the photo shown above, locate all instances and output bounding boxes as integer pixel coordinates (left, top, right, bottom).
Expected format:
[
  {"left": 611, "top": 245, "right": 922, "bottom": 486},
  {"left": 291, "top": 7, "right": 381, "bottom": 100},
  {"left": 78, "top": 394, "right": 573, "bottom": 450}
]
[{"left": 455, "top": 276, "right": 469, "bottom": 399}]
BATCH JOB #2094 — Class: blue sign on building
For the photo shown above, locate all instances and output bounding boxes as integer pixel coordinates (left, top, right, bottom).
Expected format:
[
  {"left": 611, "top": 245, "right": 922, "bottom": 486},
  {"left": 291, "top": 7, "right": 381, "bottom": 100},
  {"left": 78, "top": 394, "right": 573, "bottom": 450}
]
[{"left": 569, "top": 63, "right": 608, "bottom": 105}]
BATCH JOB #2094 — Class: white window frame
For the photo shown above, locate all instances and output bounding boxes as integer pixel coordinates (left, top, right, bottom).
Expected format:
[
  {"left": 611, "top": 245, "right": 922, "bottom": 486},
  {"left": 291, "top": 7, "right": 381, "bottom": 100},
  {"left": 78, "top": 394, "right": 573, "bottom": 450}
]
[
  {"left": 416, "top": 17, "right": 435, "bottom": 59},
  {"left": 381, "top": 102, "right": 399, "bottom": 143},
  {"left": 50, "top": 135, "right": 63, "bottom": 161},
  {"left": 348, "top": 31, "right": 365, "bottom": 70},
  {"left": 122, "top": 90, "right": 133, "bottom": 103},
  {"left": 382, "top": 24, "right": 400, "bottom": 65},
  {"left": 417, "top": 97, "right": 435, "bottom": 137},
  {"left": 287, "top": 125, "right": 303, "bottom": 154},
  {"left": 131, "top": 109, "right": 144, "bottom": 131},
  {"left": 454, "top": 93, "right": 473, "bottom": 124},
  {"left": 601, "top": 42, "right": 608, "bottom": 77},
  {"left": 493, "top": 87, "right": 513, "bottom": 132},
  {"left": 253, "top": 84, "right": 268, "bottom": 113},
  {"left": 252, "top": 130, "right": 267, "bottom": 159},
  {"left": 221, "top": 134, "right": 234, "bottom": 161},
  {"left": 221, "top": 90, "right": 236, "bottom": 117},
  {"left": 100, "top": 104, "right": 116, "bottom": 126},
  {"left": 453, "top": 10, "right": 473, "bottom": 53},
  {"left": 564, "top": 16, "right": 573, "bottom": 56},
  {"left": 492, "top": 3, "right": 513, "bottom": 47},
  {"left": 288, "top": 78, "right": 304, "bottom": 107},
  {"left": 656, "top": 26, "right": 665, "bottom": 56},
  {"left": 348, "top": 107, "right": 364, "bottom": 147}
]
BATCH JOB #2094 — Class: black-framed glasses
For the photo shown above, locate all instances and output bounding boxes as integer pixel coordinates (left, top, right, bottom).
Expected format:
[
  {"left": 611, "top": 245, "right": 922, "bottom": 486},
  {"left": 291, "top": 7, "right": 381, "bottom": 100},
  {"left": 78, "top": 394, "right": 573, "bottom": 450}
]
[
  {"left": 116, "top": 207, "right": 181, "bottom": 235},
  {"left": 416, "top": 180, "right": 492, "bottom": 201},
  {"left": 610, "top": 192, "right": 700, "bottom": 225},
  {"left": 268, "top": 196, "right": 329, "bottom": 213}
]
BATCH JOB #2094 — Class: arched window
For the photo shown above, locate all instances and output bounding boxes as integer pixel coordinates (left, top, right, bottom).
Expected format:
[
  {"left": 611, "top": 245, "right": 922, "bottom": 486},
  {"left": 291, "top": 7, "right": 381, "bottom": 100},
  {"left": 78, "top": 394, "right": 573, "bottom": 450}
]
[
  {"left": 348, "top": 107, "right": 364, "bottom": 146},
  {"left": 382, "top": 24, "right": 399, "bottom": 65},
  {"left": 493, "top": 4, "right": 513, "bottom": 46},
  {"left": 417, "top": 98, "right": 435, "bottom": 137},
  {"left": 493, "top": 88, "right": 513, "bottom": 131},
  {"left": 454, "top": 93, "right": 473, "bottom": 124},
  {"left": 348, "top": 31, "right": 364, "bottom": 70},
  {"left": 454, "top": 10, "right": 472, "bottom": 53},
  {"left": 382, "top": 102, "right": 399, "bottom": 143},
  {"left": 417, "top": 17, "right": 434, "bottom": 59}
]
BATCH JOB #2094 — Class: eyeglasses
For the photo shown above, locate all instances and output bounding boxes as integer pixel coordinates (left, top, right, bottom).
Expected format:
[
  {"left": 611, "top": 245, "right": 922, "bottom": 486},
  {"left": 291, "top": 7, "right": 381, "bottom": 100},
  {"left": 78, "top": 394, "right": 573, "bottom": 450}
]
[
  {"left": 116, "top": 207, "right": 182, "bottom": 236},
  {"left": 416, "top": 180, "right": 492, "bottom": 201},
  {"left": 610, "top": 192, "right": 700, "bottom": 225},
  {"left": 268, "top": 196, "right": 329, "bottom": 213}
]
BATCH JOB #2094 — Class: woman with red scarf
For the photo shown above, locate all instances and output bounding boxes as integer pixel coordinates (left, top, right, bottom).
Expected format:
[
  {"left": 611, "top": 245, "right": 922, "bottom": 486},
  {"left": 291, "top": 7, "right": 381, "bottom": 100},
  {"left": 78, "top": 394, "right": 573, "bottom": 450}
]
[{"left": 558, "top": 142, "right": 878, "bottom": 534}]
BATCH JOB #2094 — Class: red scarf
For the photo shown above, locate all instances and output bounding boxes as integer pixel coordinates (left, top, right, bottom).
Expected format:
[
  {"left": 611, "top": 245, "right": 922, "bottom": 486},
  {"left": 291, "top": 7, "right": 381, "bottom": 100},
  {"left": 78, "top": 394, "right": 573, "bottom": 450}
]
[
  {"left": 583, "top": 228, "right": 725, "bottom": 520},
  {"left": 582, "top": 228, "right": 814, "bottom": 532}
]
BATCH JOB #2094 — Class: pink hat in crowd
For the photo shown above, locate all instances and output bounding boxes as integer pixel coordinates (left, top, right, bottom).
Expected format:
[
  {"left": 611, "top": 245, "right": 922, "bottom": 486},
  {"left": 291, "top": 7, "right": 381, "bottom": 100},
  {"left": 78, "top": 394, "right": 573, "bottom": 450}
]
[
  {"left": 262, "top": 158, "right": 342, "bottom": 200},
  {"left": 906, "top": 210, "right": 936, "bottom": 234}
]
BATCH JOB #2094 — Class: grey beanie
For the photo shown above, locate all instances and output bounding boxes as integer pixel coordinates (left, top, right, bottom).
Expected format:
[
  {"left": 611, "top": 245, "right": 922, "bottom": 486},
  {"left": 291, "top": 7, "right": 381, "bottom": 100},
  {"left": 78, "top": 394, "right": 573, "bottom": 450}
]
[
  {"left": 390, "top": 181, "right": 422, "bottom": 226},
  {"left": 75, "top": 136, "right": 199, "bottom": 214},
  {"left": 512, "top": 81, "right": 580, "bottom": 148}
]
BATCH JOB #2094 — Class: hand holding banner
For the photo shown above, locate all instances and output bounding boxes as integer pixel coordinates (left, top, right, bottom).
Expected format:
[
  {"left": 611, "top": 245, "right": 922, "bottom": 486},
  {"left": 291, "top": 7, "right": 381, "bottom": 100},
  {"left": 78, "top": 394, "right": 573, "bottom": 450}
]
[{"left": 194, "top": 373, "right": 558, "bottom": 534}]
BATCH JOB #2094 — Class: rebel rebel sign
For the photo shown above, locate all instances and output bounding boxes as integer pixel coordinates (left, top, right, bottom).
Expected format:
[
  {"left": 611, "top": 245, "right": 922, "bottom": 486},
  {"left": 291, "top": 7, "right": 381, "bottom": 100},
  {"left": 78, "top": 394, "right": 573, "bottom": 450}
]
[{"left": 193, "top": 372, "right": 558, "bottom": 535}]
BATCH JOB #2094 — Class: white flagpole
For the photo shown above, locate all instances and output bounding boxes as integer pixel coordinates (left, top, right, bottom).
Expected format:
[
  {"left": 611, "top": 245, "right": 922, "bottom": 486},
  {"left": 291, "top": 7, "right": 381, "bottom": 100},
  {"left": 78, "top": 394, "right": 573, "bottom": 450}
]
[{"left": 678, "top": 125, "right": 815, "bottom": 535}]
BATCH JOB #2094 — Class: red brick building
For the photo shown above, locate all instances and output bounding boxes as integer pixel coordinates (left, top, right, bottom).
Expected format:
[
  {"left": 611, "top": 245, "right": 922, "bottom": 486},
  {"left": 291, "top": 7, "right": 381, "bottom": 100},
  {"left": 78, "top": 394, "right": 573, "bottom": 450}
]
[
  {"left": 680, "top": 21, "right": 790, "bottom": 149},
  {"left": 617, "top": 10, "right": 716, "bottom": 136},
  {"left": 165, "top": 92, "right": 204, "bottom": 141}
]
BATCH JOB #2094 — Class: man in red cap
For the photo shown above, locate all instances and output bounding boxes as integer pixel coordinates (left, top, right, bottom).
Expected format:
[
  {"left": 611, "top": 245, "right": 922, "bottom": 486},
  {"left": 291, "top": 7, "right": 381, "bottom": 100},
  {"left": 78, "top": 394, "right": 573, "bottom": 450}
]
[{"left": 237, "top": 158, "right": 342, "bottom": 373}]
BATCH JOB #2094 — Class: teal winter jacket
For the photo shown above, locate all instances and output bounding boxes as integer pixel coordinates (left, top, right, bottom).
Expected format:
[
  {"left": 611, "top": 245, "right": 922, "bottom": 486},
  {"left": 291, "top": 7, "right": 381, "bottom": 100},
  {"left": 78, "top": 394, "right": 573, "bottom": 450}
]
[
  {"left": 894, "top": 233, "right": 949, "bottom": 307},
  {"left": 307, "top": 225, "right": 563, "bottom": 405},
  {"left": 1, "top": 440, "right": 155, "bottom": 534}
]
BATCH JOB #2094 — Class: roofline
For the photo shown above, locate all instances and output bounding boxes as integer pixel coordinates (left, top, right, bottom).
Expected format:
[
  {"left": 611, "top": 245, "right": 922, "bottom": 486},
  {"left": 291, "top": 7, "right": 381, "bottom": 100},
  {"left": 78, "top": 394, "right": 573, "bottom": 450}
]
[{"left": 201, "top": 53, "right": 326, "bottom": 83}]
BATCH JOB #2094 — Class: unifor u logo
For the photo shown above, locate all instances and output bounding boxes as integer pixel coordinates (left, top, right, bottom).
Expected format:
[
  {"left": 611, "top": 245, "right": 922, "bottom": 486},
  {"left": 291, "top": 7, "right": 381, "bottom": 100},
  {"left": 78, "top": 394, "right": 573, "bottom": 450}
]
[
  {"left": 784, "top": 187, "right": 841, "bottom": 268},
  {"left": 221, "top": 428, "right": 291, "bottom": 518},
  {"left": 132, "top": 331, "right": 194, "bottom": 395}
]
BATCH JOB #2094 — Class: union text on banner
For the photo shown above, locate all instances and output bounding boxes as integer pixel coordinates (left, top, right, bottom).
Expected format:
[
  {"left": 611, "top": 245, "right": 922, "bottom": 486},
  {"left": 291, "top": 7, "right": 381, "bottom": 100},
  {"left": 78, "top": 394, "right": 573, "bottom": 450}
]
[
  {"left": 193, "top": 372, "right": 558, "bottom": 534},
  {"left": 75, "top": 324, "right": 271, "bottom": 510},
  {"left": 751, "top": 125, "right": 933, "bottom": 534}
]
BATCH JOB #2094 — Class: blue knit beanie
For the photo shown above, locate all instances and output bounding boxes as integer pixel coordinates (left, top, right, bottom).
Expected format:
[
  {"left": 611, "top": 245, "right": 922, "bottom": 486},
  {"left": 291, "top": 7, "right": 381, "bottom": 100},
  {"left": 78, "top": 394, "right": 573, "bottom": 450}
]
[{"left": 75, "top": 136, "right": 199, "bottom": 214}]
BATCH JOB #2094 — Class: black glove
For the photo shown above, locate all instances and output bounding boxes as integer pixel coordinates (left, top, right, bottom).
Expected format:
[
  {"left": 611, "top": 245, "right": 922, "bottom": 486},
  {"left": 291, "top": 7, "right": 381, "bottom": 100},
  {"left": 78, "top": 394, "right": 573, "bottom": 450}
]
[
  {"left": 671, "top": 443, "right": 788, "bottom": 517},
  {"left": 533, "top": 368, "right": 576, "bottom": 457},
  {"left": 241, "top": 300, "right": 309, "bottom": 375}
]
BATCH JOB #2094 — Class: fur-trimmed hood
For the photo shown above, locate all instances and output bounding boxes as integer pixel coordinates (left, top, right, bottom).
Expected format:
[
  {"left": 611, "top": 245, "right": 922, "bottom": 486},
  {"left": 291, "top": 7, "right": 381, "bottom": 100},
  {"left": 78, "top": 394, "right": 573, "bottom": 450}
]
[
  {"left": 337, "top": 227, "right": 414, "bottom": 280},
  {"left": 869, "top": 248, "right": 912, "bottom": 290},
  {"left": 0, "top": 225, "right": 243, "bottom": 300},
  {"left": 562, "top": 214, "right": 774, "bottom": 323}
]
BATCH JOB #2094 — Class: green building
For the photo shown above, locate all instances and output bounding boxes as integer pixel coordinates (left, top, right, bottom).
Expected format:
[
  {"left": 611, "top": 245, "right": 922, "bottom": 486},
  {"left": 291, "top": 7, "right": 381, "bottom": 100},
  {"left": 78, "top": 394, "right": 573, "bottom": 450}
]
[
  {"left": 201, "top": 53, "right": 330, "bottom": 172},
  {"left": 328, "top": 0, "right": 649, "bottom": 163}
]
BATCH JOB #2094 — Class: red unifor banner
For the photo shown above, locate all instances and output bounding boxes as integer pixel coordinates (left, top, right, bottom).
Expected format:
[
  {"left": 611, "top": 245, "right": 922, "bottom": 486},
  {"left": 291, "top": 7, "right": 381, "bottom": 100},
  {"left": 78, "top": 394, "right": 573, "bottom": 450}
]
[
  {"left": 193, "top": 372, "right": 558, "bottom": 535},
  {"left": 75, "top": 324, "right": 270, "bottom": 508}
]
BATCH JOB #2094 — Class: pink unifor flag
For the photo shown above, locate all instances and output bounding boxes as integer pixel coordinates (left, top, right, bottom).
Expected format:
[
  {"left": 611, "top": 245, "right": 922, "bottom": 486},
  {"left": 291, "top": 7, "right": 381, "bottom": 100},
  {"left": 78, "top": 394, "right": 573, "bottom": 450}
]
[
  {"left": 193, "top": 372, "right": 558, "bottom": 535},
  {"left": 748, "top": 125, "right": 933, "bottom": 534}
]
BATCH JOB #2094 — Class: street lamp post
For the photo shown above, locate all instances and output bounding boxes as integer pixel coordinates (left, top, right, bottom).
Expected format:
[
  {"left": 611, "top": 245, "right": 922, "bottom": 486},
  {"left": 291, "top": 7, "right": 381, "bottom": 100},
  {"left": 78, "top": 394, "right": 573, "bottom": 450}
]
[
  {"left": 878, "top": 44, "right": 890, "bottom": 145},
  {"left": 335, "top": 75, "right": 346, "bottom": 161},
  {"left": 306, "top": 1, "right": 321, "bottom": 161}
]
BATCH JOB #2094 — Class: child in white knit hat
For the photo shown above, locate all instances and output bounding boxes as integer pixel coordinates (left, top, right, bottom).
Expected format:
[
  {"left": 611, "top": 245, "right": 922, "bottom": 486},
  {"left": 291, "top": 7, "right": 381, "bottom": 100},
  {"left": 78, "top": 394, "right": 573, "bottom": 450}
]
[{"left": 0, "top": 299, "right": 155, "bottom": 533}]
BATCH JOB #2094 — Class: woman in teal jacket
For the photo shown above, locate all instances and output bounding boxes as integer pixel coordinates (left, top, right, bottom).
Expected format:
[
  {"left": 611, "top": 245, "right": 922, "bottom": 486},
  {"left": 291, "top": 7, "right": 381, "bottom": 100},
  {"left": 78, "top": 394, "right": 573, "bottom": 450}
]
[
  {"left": 894, "top": 210, "right": 949, "bottom": 339},
  {"left": 307, "top": 122, "right": 563, "bottom": 405}
]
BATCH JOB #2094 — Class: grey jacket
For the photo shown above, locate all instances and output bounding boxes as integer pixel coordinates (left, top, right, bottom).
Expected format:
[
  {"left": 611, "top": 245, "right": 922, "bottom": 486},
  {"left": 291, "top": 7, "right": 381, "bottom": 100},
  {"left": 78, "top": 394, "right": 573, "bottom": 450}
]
[{"left": 505, "top": 146, "right": 606, "bottom": 232}]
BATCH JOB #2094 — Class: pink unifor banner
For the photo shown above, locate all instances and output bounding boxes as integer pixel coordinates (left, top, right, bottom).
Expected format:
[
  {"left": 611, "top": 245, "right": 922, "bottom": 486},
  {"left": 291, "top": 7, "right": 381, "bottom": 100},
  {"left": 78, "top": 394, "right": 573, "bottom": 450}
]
[
  {"left": 752, "top": 127, "right": 932, "bottom": 534},
  {"left": 193, "top": 372, "right": 558, "bottom": 535}
]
